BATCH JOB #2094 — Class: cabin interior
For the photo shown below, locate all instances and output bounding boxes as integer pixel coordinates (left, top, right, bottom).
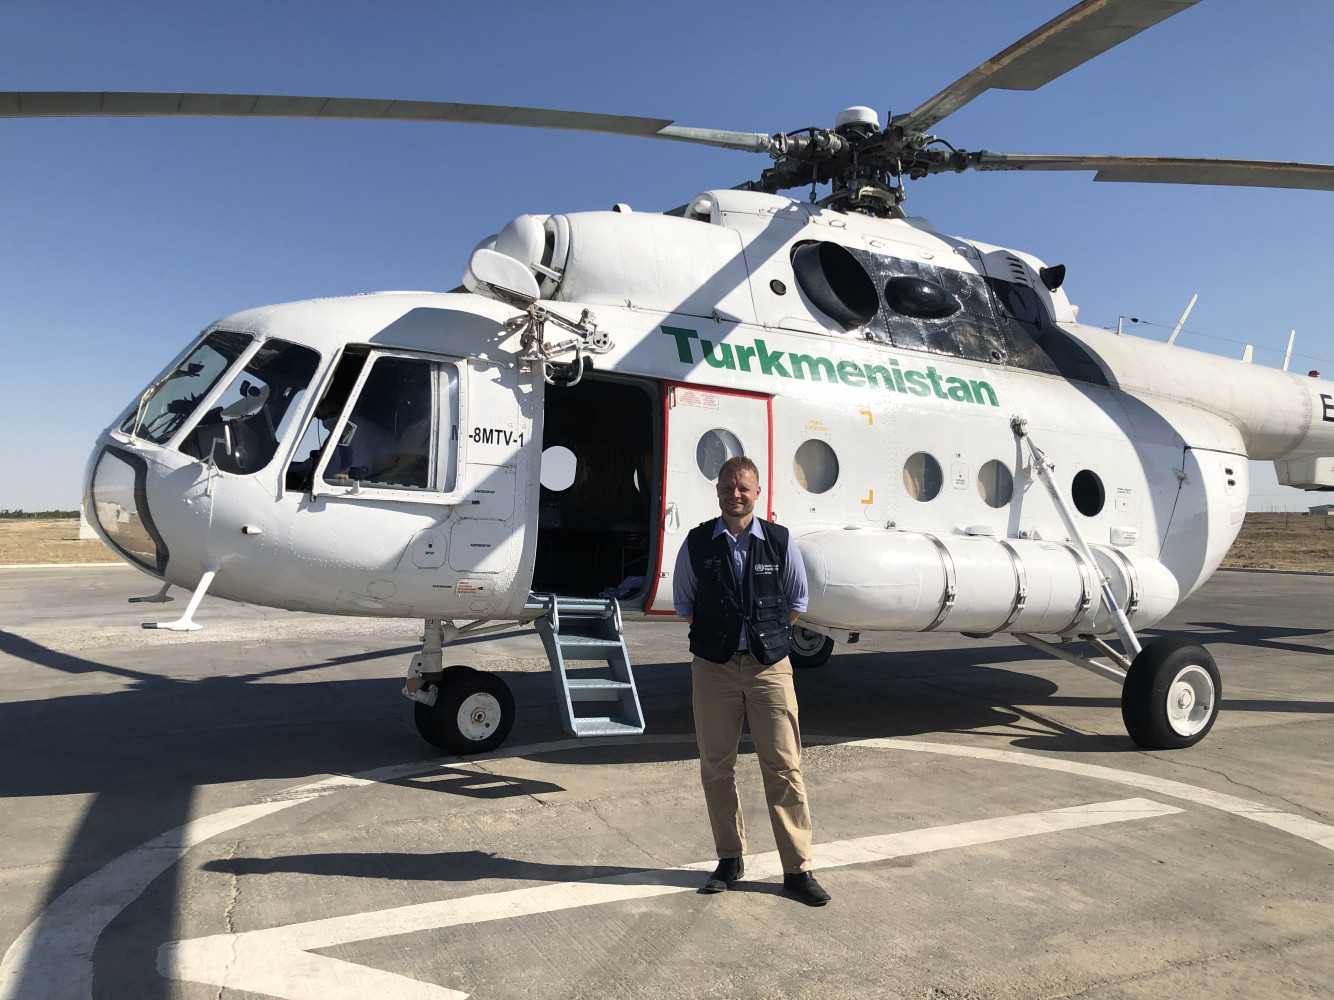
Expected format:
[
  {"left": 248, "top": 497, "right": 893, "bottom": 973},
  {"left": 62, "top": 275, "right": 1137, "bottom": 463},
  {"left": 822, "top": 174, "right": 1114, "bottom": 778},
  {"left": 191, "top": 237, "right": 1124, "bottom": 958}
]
[{"left": 531, "top": 374, "right": 660, "bottom": 602}]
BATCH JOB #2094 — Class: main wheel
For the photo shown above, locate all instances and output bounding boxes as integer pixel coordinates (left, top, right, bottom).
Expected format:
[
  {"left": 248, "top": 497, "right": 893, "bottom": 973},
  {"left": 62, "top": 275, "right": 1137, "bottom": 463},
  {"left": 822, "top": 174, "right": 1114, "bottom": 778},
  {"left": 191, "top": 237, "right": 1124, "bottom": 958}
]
[
  {"left": 415, "top": 666, "right": 515, "bottom": 754},
  {"left": 1121, "top": 636, "right": 1220, "bottom": 749},
  {"left": 790, "top": 627, "right": 835, "bottom": 669},
  {"left": 413, "top": 664, "right": 474, "bottom": 745}
]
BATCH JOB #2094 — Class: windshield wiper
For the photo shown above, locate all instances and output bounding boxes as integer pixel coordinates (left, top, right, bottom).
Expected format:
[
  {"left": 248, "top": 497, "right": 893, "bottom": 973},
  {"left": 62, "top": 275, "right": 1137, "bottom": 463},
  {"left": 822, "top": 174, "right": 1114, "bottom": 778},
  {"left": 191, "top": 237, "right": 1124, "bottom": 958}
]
[{"left": 128, "top": 362, "right": 204, "bottom": 441}]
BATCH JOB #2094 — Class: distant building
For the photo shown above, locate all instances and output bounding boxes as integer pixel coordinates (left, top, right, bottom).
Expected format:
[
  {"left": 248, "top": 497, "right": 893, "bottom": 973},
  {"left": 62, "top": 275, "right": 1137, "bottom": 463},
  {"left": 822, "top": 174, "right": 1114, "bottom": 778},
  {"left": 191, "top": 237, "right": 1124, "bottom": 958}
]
[{"left": 1308, "top": 504, "right": 1334, "bottom": 515}]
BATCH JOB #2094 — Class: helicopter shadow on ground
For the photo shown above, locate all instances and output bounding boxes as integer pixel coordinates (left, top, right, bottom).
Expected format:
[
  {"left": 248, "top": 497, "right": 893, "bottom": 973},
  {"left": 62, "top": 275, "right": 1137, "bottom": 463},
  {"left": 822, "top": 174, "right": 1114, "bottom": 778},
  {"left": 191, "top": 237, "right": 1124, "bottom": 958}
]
[
  {"left": 1184, "top": 620, "right": 1334, "bottom": 657},
  {"left": 0, "top": 625, "right": 1052, "bottom": 999},
  {"left": 5, "top": 611, "right": 1330, "bottom": 996},
  {"left": 525, "top": 639, "right": 1108, "bottom": 770},
  {"left": 0, "top": 628, "right": 567, "bottom": 1000},
  {"left": 531, "top": 619, "right": 1334, "bottom": 768}
]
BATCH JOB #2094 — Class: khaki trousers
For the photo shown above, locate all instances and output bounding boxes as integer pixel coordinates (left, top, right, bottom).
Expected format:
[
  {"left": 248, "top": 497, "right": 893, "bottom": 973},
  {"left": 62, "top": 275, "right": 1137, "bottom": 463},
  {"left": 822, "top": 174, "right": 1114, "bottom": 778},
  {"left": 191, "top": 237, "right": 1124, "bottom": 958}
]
[{"left": 691, "top": 651, "right": 813, "bottom": 874}]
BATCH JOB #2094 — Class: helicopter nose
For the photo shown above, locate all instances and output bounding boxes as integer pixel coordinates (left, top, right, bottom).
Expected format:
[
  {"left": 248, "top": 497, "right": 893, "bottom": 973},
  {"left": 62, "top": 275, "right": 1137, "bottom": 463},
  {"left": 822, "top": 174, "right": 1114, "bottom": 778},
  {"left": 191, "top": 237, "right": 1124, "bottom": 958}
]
[{"left": 85, "top": 443, "right": 170, "bottom": 575}]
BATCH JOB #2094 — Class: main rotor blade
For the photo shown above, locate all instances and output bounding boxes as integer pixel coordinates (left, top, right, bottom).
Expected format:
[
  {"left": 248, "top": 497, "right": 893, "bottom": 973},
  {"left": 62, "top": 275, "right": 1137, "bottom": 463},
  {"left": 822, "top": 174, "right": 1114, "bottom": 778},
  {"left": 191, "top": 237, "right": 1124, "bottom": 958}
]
[
  {"left": 970, "top": 152, "right": 1334, "bottom": 191},
  {"left": 895, "top": 0, "right": 1201, "bottom": 134},
  {"left": 0, "top": 92, "right": 772, "bottom": 153}
]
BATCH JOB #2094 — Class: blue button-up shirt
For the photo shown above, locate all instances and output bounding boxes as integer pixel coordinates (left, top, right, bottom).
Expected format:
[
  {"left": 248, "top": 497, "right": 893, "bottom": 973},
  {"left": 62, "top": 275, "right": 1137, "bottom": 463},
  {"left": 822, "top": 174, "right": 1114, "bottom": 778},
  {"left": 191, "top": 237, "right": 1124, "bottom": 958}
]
[{"left": 673, "top": 517, "right": 809, "bottom": 650}]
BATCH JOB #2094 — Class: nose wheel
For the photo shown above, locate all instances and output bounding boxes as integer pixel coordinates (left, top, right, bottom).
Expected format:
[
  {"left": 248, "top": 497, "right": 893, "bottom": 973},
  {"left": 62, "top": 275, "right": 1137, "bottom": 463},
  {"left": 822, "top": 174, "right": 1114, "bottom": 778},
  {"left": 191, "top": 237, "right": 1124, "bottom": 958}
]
[
  {"left": 414, "top": 665, "right": 516, "bottom": 754},
  {"left": 1121, "top": 636, "right": 1221, "bottom": 749}
]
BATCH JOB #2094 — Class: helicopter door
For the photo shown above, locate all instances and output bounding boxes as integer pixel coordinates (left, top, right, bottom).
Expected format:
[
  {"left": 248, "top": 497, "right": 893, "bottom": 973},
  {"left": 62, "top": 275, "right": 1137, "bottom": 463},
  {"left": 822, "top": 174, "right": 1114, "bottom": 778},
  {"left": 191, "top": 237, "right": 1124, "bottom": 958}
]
[{"left": 644, "top": 383, "right": 772, "bottom": 615}]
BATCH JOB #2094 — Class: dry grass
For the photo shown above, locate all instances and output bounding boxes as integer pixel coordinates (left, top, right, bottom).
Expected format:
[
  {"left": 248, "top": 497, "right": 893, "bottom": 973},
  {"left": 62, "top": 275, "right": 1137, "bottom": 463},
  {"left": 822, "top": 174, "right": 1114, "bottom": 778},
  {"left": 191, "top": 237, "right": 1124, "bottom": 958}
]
[
  {"left": 0, "top": 518, "right": 116, "bottom": 565},
  {"left": 5, "top": 513, "right": 1332, "bottom": 571},
  {"left": 1220, "top": 512, "right": 1334, "bottom": 572}
]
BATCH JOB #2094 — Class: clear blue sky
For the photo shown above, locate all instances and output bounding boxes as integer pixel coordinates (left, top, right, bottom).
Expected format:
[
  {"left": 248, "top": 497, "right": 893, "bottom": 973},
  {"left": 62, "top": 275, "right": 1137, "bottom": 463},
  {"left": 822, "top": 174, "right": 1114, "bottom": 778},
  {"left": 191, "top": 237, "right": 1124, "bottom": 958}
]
[{"left": 3, "top": 0, "right": 1332, "bottom": 511}]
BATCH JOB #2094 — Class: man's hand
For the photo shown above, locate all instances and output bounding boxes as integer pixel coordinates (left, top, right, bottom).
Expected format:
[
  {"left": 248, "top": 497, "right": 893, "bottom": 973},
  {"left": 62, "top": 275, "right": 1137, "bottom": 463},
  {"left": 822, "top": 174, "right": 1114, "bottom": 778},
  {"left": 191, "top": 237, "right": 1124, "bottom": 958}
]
[{"left": 789, "top": 611, "right": 800, "bottom": 625}]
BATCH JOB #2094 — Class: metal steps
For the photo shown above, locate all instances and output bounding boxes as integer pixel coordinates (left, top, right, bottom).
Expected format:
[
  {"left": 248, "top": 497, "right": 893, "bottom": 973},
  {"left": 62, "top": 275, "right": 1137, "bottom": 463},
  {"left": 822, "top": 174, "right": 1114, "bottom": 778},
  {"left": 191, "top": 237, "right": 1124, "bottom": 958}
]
[{"left": 531, "top": 594, "right": 645, "bottom": 738}]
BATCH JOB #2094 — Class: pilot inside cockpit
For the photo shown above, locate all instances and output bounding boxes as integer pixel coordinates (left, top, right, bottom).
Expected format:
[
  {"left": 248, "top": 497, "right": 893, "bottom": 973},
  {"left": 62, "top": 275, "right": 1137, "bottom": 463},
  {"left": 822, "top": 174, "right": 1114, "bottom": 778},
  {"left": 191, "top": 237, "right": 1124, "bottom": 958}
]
[
  {"left": 286, "top": 356, "right": 395, "bottom": 489},
  {"left": 286, "top": 350, "right": 443, "bottom": 492},
  {"left": 315, "top": 389, "right": 397, "bottom": 482}
]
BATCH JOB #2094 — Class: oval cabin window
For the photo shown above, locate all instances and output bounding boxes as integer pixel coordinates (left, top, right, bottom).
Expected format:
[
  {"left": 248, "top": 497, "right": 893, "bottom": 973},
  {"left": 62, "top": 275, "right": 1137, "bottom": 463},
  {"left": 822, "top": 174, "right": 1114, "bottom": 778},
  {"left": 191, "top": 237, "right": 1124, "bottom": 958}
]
[
  {"left": 540, "top": 445, "right": 578, "bottom": 492},
  {"left": 977, "top": 459, "right": 1013, "bottom": 508},
  {"left": 696, "top": 428, "right": 744, "bottom": 480},
  {"left": 903, "top": 452, "right": 943, "bottom": 502},
  {"left": 793, "top": 439, "right": 839, "bottom": 494},
  {"left": 1072, "top": 469, "right": 1105, "bottom": 516}
]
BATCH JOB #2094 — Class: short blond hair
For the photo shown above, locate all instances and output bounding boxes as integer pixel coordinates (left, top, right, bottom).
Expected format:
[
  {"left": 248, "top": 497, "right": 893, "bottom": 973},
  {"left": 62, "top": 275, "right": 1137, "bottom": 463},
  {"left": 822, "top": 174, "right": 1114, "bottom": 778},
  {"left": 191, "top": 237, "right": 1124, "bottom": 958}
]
[{"left": 718, "top": 455, "right": 759, "bottom": 483}]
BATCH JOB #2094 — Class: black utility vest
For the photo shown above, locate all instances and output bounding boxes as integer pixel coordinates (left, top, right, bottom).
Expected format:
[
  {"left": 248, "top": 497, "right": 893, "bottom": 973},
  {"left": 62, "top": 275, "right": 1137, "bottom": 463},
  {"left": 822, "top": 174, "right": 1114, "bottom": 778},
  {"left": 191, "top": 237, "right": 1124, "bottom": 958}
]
[{"left": 686, "top": 518, "right": 792, "bottom": 665}]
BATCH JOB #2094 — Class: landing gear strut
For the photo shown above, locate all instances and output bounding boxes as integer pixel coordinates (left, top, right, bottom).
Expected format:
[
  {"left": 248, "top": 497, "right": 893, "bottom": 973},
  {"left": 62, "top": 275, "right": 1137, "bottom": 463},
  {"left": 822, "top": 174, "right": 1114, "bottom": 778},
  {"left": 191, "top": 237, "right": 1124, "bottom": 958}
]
[{"left": 1011, "top": 418, "right": 1222, "bottom": 749}]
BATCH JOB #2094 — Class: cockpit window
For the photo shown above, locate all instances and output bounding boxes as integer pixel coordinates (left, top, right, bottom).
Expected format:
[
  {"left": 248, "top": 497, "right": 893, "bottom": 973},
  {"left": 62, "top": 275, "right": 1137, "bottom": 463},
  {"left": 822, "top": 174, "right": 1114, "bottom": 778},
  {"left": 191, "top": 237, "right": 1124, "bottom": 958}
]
[
  {"left": 288, "top": 349, "right": 461, "bottom": 498},
  {"left": 120, "top": 330, "right": 252, "bottom": 443},
  {"left": 322, "top": 355, "right": 441, "bottom": 491},
  {"left": 178, "top": 338, "right": 321, "bottom": 475}
]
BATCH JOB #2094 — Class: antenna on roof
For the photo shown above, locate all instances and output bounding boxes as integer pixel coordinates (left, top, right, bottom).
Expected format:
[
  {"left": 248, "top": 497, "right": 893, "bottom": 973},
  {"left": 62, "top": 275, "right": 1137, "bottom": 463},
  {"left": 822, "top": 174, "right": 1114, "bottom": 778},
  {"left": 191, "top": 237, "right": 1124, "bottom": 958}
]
[
  {"left": 1165, "top": 293, "right": 1198, "bottom": 346},
  {"left": 1283, "top": 330, "right": 1296, "bottom": 371}
]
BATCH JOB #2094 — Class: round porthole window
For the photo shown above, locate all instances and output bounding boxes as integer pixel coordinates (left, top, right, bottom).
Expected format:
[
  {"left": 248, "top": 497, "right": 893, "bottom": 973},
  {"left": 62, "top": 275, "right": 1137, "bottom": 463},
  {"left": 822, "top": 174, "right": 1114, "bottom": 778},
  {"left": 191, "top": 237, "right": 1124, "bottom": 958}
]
[
  {"left": 794, "top": 439, "right": 839, "bottom": 494},
  {"left": 1072, "top": 469, "right": 1105, "bottom": 516},
  {"left": 977, "top": 459, "right": 1013, "bottom": 508},
  {"left": 903, "top": 452, "right": 943, "bottom": 502},
  {"left": 696, "top": 428, "right": 744, "bottom": 480},
  {"left": 540, "top": 445, "right": 577, "bottom": 492}
]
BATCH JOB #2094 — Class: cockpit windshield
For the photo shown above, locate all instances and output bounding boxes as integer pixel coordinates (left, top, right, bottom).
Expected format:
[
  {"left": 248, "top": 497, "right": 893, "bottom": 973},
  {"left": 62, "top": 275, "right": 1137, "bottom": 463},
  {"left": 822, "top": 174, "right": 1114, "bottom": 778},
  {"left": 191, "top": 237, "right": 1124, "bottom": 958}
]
[
  {"left": 178, "top": 338, "right": 321, "bottom": 475},
  {"left": 120, "top": 330, "right": 252, "bottom": 443}
]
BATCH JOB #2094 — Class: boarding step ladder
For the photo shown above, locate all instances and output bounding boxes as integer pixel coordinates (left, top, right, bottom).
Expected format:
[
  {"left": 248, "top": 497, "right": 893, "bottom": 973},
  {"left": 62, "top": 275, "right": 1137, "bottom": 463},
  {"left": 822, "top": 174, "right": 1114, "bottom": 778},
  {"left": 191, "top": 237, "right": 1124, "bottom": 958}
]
[{"left": 531, "top": 594, "right": 645, "bottom": 738}]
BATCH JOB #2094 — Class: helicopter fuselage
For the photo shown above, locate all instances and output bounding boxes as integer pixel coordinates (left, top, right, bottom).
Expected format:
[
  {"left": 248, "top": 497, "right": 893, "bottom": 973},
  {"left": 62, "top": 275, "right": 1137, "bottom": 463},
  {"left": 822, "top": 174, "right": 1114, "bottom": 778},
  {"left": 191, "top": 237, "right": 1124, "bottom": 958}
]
[{"left": 83, "top": 190, "right": 1334, "bottom": 642}]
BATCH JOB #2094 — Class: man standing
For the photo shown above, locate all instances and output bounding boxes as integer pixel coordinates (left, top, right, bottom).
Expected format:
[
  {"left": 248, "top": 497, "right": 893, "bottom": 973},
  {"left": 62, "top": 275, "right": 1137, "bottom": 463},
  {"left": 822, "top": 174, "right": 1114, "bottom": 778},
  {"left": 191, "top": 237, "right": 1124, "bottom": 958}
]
[{"left": 673, "top": 455, "right": 830, "bottom": 906}]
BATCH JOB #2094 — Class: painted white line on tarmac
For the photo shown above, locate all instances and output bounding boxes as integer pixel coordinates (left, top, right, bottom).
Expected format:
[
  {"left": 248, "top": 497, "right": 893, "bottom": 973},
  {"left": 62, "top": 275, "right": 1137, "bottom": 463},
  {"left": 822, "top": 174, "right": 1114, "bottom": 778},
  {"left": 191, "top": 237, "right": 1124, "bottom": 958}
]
[
  {"left": 156, "top": 797, "right": 1181, "bottom": 1000},
  {"left": 0, "top": 738, "right": 690, "bottom": 1000},
  {"left": 5, "top": 732, "right": 1333, "bottom": 1000},
  {"left": 0, "top": 762, "right": 473, "bottom": 1000},
  {"left": 837, "top": 738, "right": 1334, "bottom": 851}
]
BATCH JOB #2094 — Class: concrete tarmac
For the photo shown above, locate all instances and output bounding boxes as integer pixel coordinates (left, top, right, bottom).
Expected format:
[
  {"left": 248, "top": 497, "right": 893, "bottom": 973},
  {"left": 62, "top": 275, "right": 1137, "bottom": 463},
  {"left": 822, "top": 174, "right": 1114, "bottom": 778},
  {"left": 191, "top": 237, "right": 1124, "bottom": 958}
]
[{"left": 0, "top": 565, "right": 1331, "bottom": 999}]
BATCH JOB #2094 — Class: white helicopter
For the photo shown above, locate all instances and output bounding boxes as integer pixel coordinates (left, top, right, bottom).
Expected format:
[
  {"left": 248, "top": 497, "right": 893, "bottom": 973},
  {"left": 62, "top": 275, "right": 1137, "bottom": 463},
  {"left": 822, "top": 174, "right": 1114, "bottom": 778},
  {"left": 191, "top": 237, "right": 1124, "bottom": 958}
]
[{"left": 14, "top": 0, "right": 1334, "bottom": 755}]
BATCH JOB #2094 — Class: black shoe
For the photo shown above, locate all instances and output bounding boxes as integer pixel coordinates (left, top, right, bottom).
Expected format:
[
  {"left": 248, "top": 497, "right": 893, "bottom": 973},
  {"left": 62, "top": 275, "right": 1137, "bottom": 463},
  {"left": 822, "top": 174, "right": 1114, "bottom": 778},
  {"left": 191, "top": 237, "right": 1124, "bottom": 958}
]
[
  {"left": 701, "top": 857, "right": 745, "bottom": 893},
  {"left": 782, "top": 871, "right": 831, "bottom": 906}
]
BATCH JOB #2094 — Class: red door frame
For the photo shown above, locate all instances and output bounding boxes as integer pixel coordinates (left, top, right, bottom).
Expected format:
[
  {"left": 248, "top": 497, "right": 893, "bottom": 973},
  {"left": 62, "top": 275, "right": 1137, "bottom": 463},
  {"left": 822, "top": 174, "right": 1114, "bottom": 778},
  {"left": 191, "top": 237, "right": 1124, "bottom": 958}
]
[{"left": 642, "top": 380, "right": 774, "bottom": 615}]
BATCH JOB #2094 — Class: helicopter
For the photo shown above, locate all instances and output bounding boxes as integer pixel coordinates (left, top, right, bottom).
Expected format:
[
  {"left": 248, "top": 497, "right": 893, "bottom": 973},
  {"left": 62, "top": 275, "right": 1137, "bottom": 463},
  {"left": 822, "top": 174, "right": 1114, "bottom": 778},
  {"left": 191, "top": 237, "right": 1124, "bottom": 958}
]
[{"left": 12, "top": 0, "right": 1334, "bottom": 755}]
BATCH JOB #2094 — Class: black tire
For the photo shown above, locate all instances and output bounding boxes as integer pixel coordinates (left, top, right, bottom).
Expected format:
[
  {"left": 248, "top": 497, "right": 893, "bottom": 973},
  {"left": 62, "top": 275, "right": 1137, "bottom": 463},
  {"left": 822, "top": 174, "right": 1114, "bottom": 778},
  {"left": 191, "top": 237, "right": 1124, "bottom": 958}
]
[
  {"left": 790, "top": 627, "right": 835, "bottom": 669},
  {"left": 1121, "top": 636, "right": 1220, "bottom": 749},
  {"left": 415, "top": 667, "right": 515, "bottom": 754},
  {"left": 413, "top": 664, "right": 478, "bottom": 745}
]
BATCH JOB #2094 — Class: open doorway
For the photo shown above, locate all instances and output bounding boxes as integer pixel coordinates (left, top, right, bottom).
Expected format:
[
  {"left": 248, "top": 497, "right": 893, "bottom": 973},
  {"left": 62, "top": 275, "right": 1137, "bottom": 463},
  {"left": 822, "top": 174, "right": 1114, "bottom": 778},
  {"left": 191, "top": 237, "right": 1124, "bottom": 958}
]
[{"left": 532, "top": 374, "right": 659, "bottom": 603}]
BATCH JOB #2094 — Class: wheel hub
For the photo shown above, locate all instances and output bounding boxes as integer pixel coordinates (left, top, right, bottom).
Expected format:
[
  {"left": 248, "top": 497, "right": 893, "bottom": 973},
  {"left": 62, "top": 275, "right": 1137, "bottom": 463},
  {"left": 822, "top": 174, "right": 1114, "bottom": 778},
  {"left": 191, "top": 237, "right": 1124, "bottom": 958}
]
[
  {"left": 793, "top": 628, "right": 824, "bottom": 654},
  {"left": 1166, "top": 665, "right": 1215, "bottom": 737},
  {"left": 457, "top": 692, "right": 502, "bottom": 741}
]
